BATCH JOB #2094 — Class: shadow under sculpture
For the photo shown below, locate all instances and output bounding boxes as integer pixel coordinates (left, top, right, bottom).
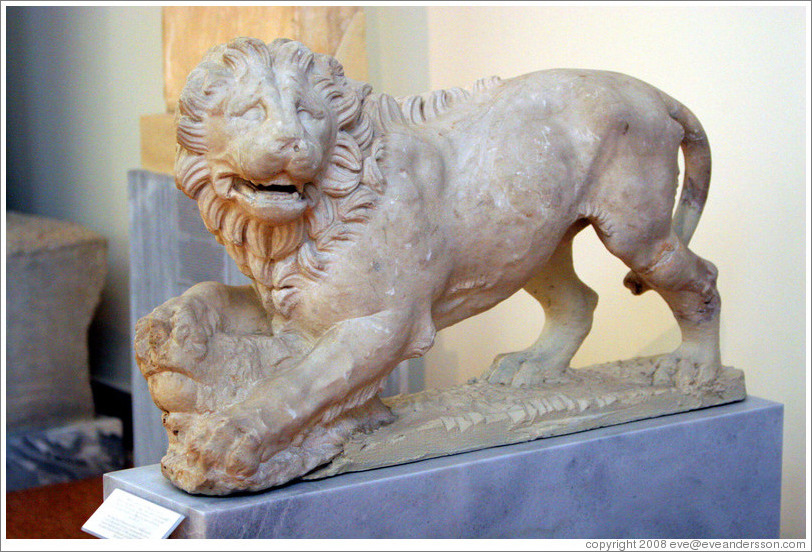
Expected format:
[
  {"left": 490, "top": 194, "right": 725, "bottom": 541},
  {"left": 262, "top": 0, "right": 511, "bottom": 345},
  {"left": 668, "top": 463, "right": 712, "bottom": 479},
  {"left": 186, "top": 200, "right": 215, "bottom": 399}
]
[{"left": 134, "top": 37, "right": 745, "bottom": 495}]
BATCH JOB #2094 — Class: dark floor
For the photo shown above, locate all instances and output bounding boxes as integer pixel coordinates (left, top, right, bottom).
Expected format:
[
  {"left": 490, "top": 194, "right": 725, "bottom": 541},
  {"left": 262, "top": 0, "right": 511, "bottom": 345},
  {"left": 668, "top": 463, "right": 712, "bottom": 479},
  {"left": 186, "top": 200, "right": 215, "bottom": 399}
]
[{"left": 5, "top": 476, "right": 104, "bottom": 539}]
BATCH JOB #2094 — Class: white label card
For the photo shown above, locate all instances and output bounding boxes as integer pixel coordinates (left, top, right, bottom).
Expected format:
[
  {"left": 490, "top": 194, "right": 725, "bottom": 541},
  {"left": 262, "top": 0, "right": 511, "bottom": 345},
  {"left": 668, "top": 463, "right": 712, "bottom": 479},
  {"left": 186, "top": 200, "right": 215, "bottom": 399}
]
[{"left": 82, "top": 488, "right": 185, "bottom": 539}]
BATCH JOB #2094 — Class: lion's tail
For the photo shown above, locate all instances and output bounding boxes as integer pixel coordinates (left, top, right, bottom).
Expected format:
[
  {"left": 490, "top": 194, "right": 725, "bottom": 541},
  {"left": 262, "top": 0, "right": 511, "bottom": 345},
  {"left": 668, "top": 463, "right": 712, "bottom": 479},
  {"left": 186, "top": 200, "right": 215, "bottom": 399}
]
[
  {"left": 668, "top": 97, "right": 713, "bottom": 248},
  {"left": 624, "top": 94, "right": 712, "bottom": 296}
]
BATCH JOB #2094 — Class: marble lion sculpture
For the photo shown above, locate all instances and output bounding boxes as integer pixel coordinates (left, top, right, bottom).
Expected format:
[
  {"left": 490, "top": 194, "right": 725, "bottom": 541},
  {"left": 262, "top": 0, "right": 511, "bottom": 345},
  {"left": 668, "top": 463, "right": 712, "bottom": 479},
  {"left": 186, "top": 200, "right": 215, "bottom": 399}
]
[{"left": 135, "top": 38, "right": 720, "bottom": 494}]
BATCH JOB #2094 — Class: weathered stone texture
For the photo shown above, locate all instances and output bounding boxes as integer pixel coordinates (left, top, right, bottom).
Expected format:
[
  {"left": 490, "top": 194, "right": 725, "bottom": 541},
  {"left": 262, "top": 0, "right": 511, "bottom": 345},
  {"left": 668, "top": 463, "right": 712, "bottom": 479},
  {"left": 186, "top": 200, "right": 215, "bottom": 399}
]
[{"left": 6, "top": 212, "right": 107, "bottom": 430}]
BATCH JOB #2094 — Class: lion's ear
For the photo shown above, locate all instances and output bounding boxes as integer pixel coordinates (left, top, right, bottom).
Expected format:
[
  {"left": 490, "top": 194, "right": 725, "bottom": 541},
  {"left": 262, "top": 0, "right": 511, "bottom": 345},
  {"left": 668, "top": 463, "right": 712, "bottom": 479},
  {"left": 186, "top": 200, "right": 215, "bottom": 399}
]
[
  {"left": 326, "top": 56, "right": 345, "bottom": 78},
  {"left": 272, "top": 39, "right": 316, "bottom": 73},
  {"left": 321, "top": 75, "right": 372, "bottom": 131},
  {"left": 346, "top": 78, "right": 373, "bottom": 100},
  {"left": 227, "top": 37, "right": 273, "bottom": 68}
]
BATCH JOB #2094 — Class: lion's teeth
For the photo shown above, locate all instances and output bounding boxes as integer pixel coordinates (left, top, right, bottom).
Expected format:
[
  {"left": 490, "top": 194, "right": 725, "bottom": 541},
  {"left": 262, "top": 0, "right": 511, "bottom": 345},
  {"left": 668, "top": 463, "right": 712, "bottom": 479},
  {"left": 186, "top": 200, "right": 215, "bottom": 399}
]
[{"left": 231, "top": 175, "right": 305, "bottom": 202}]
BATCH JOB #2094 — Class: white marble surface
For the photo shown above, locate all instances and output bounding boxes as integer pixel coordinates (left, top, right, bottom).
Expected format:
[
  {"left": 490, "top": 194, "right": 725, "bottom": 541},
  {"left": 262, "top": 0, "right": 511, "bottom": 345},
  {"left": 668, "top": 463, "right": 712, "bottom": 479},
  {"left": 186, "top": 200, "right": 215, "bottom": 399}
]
[{"left": 137, "top": 37, "right": 733, "bottom": 495}]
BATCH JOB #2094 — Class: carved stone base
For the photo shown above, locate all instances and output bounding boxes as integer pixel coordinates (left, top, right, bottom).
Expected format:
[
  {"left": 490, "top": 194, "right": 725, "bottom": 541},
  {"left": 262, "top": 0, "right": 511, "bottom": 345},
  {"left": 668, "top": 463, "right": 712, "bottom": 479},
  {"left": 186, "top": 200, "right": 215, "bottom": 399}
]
[
  {"left": 103, "top": 396, "right": 778, "bottom": 538},
  {"left": 309, "top": 358, "right": 745, "bottom": 479}
]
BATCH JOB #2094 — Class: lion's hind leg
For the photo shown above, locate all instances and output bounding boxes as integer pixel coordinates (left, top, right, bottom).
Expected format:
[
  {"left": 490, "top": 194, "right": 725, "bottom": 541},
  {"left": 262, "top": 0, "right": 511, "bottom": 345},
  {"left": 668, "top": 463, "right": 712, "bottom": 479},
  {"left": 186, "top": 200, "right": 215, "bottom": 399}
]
[
  {"left": 482, "top": 228, "right": 598, "bottom": 387},
  {"left": 597, "top": 222, "right": 722, "bottom": 389}
]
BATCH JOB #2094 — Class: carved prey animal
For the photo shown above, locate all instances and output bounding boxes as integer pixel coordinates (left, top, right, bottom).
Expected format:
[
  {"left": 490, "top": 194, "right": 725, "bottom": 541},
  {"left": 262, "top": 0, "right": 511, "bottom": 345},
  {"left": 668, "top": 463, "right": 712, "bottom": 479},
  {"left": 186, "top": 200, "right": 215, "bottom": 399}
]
[{"left": 135, "top": 37, "right": 721, "bottom": 495}]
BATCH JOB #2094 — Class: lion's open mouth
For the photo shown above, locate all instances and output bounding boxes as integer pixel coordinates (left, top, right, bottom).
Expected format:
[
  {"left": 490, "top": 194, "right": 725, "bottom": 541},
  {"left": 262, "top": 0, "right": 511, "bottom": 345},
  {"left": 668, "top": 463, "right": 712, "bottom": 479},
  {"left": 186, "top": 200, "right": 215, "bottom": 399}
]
[
  {"left": 233, "top": 175, "right": 305, "bottom": 200},
  {"left": 228, "top": 174, "right": 310, "bottom": 222},
  {"left": 252, "top": 182, "right": 299, "bottom": 195}
]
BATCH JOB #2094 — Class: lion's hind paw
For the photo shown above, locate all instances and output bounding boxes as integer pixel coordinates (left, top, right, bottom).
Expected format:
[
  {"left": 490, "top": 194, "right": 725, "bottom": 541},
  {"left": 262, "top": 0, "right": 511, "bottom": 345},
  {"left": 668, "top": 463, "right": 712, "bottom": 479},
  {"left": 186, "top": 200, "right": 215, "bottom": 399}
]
[
  {"left": 483, "top": 350, "right": 573, "bottom": 387},
  {"left": 633, "top": 353, "right": 721, "bottom": 392}
]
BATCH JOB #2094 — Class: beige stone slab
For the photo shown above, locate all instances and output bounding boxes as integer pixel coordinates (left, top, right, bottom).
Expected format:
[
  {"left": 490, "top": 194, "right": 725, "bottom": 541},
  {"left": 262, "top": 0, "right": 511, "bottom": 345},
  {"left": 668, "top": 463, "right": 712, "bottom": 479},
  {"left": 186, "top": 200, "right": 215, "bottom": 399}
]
[
  {"left": 162, "top": 6, "right": 366, "bottom": 112},
  {"left": 306, "top": 361, "right": 746, "bottom": 479},
  {"left": 140, "top": 113, "right": 176, "bottom": 175}
]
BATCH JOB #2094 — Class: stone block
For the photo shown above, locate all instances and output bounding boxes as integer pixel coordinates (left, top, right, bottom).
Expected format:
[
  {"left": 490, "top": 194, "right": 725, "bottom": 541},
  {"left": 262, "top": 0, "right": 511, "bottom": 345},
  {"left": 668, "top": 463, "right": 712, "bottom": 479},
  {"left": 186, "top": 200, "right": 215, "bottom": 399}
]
[{"left": 6, "top": 212, "right": 106, "bottom": 431}]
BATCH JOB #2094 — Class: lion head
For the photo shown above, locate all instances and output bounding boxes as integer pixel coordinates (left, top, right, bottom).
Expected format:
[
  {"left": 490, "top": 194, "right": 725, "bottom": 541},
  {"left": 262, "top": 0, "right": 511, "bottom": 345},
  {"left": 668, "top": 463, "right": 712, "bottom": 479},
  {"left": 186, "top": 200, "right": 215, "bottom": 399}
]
[{"left": 175, "top": 38, "right": 383, "bottom": 314}]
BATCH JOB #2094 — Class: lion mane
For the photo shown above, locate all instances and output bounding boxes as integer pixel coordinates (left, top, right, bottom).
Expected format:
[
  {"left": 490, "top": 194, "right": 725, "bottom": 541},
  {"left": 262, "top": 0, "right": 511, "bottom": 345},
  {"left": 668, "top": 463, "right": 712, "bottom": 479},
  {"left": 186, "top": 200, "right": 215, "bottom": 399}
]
[
  {"left": 174, "top": 38, "right": 388, "bottom": 314},
  {"left": 174, "top": 37, "right": 501, "bottom": 316}
]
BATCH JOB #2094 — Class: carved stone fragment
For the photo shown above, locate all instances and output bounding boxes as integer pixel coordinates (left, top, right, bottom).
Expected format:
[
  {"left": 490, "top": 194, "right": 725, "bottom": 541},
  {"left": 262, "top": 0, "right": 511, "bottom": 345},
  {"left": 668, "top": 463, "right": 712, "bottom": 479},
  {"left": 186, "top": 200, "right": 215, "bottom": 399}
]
[{"left": 7, "top": 212, "right": 106, "bottom": 430}]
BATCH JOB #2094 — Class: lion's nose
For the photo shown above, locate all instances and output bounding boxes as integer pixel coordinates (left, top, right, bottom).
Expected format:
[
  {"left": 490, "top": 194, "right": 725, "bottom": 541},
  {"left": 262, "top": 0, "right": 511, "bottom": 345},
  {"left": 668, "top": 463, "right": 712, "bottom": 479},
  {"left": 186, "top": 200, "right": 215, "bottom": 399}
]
[
  {"left": 243, "top": 147, "right": 287, "bottom": 180},
  {"left": 244, "top": 137, "right": 313, "bottom": 180},
  {"left": 271, "top": 136, "right": 302, "bottom": 156}
]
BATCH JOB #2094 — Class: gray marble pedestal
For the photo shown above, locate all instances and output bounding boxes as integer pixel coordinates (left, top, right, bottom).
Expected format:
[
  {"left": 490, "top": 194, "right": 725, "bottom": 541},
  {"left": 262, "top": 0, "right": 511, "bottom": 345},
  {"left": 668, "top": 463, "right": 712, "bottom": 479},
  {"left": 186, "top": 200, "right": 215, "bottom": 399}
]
[{"left": 104, "top": 396, "right": 782, "bottom": 539}]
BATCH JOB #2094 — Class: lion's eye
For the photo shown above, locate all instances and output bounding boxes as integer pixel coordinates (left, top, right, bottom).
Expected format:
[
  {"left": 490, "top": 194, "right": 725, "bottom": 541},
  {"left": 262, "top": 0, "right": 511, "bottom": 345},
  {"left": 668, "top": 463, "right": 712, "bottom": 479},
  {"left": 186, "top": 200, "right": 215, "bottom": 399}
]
[
  {"left": 297, "top": 103, "right": 325, "bottom": 121},
  {"left": 239, "top": 104, "right": 266, "bottom": 122}
]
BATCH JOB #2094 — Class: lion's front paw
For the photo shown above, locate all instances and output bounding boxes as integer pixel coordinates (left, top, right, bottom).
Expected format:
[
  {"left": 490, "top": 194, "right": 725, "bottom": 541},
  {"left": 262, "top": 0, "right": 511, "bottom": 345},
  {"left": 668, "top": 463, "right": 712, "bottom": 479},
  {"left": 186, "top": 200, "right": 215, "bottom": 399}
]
[
  {"left": 160, "top": 394, "right": 323, "bottom": 494},
  {"left": 193, "top": 409, "right": 266, "bottom": 472},
  {"left": 158, "top": 408, "right": 267, "bottom": 493},
  {"left": 160, "top": 390, "right": 393, "bottom": 494}
]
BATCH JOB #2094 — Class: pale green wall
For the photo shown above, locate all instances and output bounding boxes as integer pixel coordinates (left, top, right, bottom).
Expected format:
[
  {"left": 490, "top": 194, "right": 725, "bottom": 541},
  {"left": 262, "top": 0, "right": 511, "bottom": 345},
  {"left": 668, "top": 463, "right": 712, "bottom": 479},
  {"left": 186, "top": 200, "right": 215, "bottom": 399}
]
[
  {"left": 6, "top": 6, "right": 165, "bottom": 390},
  {"left": 365, "top": 7, "right": 429, "bottom": 96}
]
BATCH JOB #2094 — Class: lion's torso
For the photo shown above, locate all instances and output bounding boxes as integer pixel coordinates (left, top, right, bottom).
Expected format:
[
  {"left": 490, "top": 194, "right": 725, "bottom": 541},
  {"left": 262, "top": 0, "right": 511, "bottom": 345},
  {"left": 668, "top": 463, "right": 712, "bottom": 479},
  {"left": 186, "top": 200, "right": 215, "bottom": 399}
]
[
  {"left": 177, "top": 38, "right": 685, "bottom": 351},
  {"left": 277, "top": 69, "right": 684, "bottom": 339}
]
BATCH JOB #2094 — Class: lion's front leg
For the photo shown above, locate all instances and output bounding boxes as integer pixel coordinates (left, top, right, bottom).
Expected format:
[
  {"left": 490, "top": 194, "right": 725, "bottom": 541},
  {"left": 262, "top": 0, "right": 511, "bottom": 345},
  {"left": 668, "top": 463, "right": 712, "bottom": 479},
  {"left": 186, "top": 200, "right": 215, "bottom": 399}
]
[{"left": 164, "top": 309, "right": 433, "bottom": 494}]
